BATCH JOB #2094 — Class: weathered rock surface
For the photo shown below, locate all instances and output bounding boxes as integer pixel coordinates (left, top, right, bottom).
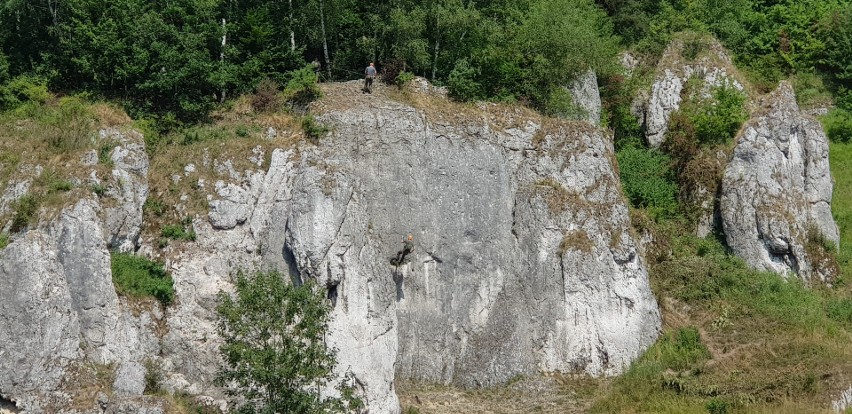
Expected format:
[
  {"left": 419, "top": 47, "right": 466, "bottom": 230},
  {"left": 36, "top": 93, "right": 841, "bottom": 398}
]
[
  {"left": 1, "top": 84, "right": 661, "bottom": 413},
  {"left": 637, "top": 37, "right": 746, "bottom": 148},
  {"left": 0, "top": 231, "right": 82, "bottom": 412},
  {"left": 101, "top": 128, "right": 149, "bottom": 252},
  {"left": 153, "top": 86, "right": 661, "bottom": 412},
  {"left": 568, "top": 69, "right": 602, "bottom": 126},
  {"left": 721, "top": 82, "right": 839, "bottom": 282}
]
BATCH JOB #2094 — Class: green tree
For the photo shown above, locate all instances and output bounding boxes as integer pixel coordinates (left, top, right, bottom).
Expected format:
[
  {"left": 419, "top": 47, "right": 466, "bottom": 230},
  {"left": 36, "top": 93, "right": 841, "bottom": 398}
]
[{"left": 217, "top": 270, "right": 358, "bottom": 414}]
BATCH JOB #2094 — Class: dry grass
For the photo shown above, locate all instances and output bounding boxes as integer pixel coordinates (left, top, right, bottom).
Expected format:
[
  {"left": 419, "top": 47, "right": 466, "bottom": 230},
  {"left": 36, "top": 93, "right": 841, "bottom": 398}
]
[
  {"left": 397, "top": 376, "right": 597, "bottom": 414},
  {"left": 56, "top": 361, "right": 116, "bottom": 412},
  {"left": 0, "top": 97, "right": 132, "bottom": 230}
]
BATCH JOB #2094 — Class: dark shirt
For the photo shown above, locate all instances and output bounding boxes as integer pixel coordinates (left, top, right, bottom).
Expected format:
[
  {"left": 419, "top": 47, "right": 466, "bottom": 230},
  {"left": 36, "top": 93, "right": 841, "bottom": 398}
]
[{"left": 403, "top": 239, "right": 414, "bottom": 253}]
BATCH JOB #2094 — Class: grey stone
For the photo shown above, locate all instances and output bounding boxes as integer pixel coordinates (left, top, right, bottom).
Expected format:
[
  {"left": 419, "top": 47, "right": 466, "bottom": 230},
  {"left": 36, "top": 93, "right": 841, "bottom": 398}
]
[
  {"left": 0, "top": 231, "right": 82, "bottom": 413},
  {"left": 113, "top": 362, "right": 146, "bottom": 396},
  {"left": 721, "top": 82, "right": 839, "bottom": 282},
  {"left": 102, "top": 128, "right": 149, "bottom": 252},
  {"left": 80, "top": 150, "right": 99, "bottom": 166},
  {"left": 642, "top": 38, "right": 745, "bottom": 147},
  {"left": 567, "top": 69, "right": 601, "bottom": 126},
  {"left": 833, "top": 385, "right": 852, "bottom": 413}
]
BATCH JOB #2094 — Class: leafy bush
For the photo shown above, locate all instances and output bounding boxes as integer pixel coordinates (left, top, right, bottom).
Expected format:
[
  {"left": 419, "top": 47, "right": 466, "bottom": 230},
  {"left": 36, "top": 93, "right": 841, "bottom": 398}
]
[
  {"left": 160, "top": 217, "right": 196, "bottom": 242},
  {"left": 110, "top": 252, "right": 174, "bottom": 305},
  {"left": 217, "top": 270, "right": 361, "bottom": 413},
  {"left": 250, "top": 78, "right": 284, "bottom": 113},
  {"left": 688, "top": 85, "right": 748, "bottom": 146},
  {"left": 0, "top": 232, "right": 9, "bottom": 249},
  {"left": 381, "top": 59, "right": 406, "bottom": 86},
  {"left": 822, "top": 108, "right": 852, "bottom": 143},
  {"left": 0, "top": 75, "right": 50, "bottom": 109},
  {"left": 301, "top": 115, "right": 329, "bottom": 143},
  {"left": 143, "top": 359, "right": 163, "bottom": 394},
  {"left": 705, "top": 398, "right": 731, "bottom": 414},
  {"left": 283, "top": 65, "right": 322, "bottom": 106},
  {"left": 10, "top": 194, "right": 40, "bottom": 232},
  {"left": 616, "top": 144, "right": 679, "bottom": 219},
  {"left": 395, "top": 70, "right": 415, "bottom": 88},
  {"left": 447, "top": 59, "right": 482, "bottom": 101}
]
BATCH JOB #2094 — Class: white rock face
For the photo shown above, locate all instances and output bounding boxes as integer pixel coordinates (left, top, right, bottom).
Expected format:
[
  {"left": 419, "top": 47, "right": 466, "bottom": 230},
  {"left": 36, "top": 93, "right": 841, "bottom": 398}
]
[
  {"left": 640, "top": 38, "right": 745, "bottom": 148},
  {"left": 721, "top": 82, "right": 839, "bottom": 282},
  {"left": 833, "top": 385, "right": 852, "bottom": 413},
  {"left": 101, "top": 128, "right": 149, "bottom": 252},
  {"left": 0, "top": 89, "right": 661, "bottom": 414},
  {"left": 165, "top": 94, "right": 661, "bottom": 412},
  {"left": 568, "top": 69, "right": 602, "bottom": 126},
  {"left": 0, "top": 231, "right": 82, "bottom": 412}
]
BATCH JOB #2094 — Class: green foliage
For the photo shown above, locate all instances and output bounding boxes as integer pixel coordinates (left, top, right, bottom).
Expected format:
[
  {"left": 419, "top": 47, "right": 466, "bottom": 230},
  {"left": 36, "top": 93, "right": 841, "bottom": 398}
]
[
  {"left": 0, "top": 232, "right": 9, "bottom": 249},
  {"left": 684, "top": 85, "right": 749, "bottom": 146},
  {"left": 0, "top": 76, "right": 50, "bottom": 109},
  {"left": 90, "top": 183, "right": 107, "bottom": 197},
  {"left": 283, "top": 66, "right": 322, "bottom": 106},
  {"left": 814, "top": 4, "right": 852, "bottom": 96},
  {"left": 48, "top": 178, "right": 73, "bottom": 193},
  {"left": 143, "top": 198, "right": 167, "bottom": 218},
  {"left": 830, "top": 142, "right": 852, "bottom": 282},
  {"left": 822, "top": 108, "right": 852, "bottom": 144},
  {"left": 160, "top": 217, "right": 197, "bottom": 242},
  {"left": 705, "top": 398, "right": 731, "bottom": 414},
  {"left": 110, "top": 252, "right": 174, "bottom": 305},
  {"left": 301, "top": 115, "right": 329, "bottom": 143},
  {"left": 143, "top": 359, "right": 164, "bottom": 394},
  {"left": 616, "top": 145, "right": 679, "bottom": 219},
  {"left": 217, "top": 270, "right": 361, "bottom": 413},
  {"left": 395, "top": 71, "right": 416, "bottom": 88},
  {"left": 649, "top": 327, "right": 712, "bottom": 371},
  {"left": 10, "top": 194, "right": 40, "bottom": 232},
  {"left": 447, "top": 58, "right": 483, "bottom": 101}
]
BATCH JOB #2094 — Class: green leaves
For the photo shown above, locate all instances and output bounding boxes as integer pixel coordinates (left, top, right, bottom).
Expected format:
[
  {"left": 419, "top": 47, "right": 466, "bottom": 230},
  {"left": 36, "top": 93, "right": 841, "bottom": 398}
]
[
  {"left": 111, "top": 252, "right": 174, "bottom": 305},
  {"left": 217, "top": 271, "right": 358, "bottom": 414}
]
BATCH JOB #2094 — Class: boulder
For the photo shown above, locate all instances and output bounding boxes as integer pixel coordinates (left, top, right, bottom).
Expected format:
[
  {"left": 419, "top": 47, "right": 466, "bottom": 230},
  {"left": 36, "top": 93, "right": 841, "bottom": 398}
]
[{"left": 721, "top": 82, "right": 839, "bottom": 282}]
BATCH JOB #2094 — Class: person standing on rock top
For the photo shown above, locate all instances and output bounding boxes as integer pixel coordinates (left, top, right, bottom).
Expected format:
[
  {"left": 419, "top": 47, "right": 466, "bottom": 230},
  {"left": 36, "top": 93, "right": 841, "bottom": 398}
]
[{"left": 364, "top": 62, "right": 377, "bottom": 94}]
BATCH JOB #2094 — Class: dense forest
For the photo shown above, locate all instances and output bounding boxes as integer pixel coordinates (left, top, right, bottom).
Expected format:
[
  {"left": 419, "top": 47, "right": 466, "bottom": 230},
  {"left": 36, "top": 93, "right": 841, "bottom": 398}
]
[{"left": 1, "top": 0, "right": 850, "bottom": 135}]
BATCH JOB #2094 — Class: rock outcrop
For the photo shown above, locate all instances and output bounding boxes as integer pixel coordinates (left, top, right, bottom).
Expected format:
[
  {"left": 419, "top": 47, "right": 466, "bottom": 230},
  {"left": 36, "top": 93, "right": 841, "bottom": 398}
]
[
  {"left": 0, "top": 83, "right": 661, "bottom": 413},
  {"left": 568, "top": 69, "right": 602, "bottom": 126},
  {"left": 721, "top": 82, "right": 839, "bottom": 282},
  {"left": 101, "top": 128, "right": 149, "bottom": 252},
  {"left": 636, "top": 36, "right": 746, "bottom": 148}
]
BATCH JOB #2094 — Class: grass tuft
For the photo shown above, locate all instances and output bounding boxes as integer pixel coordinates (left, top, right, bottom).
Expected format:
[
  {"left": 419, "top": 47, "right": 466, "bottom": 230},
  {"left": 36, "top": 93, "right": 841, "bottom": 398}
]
[{"left": 110, "top": 252, "right": 174, "bottom": 305}]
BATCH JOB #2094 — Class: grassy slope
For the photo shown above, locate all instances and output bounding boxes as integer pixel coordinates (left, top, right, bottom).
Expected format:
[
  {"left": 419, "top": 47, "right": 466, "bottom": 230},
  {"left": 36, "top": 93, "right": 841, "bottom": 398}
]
[{"left": 589, "top": 143, "right": 852, "bottom": 414}]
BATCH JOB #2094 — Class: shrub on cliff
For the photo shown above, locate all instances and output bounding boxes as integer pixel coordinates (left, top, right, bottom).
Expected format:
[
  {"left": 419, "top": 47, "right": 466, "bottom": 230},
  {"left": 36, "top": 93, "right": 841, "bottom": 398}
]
[
  {"left": 111, "top": 252, "right": 174, "bottom": 305},
  {"left": 616, "top": 144, "right": 679, "bottom": 220},
  {"left": 216, "top": 270, "right": 361, "bottom": 414}
]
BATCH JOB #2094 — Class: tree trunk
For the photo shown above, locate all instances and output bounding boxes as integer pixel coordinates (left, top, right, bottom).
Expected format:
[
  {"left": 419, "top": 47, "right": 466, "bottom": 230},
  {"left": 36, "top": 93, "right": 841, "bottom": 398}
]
[
  {"left": 289, "top": 0, "right": 295, "bottom": 52},
  {"left": 220, "top": 18, "right": 227, "bottom": 102},
  {"left": 319, "top": 0, "right": 332, "bottom": 80},
  {"left": 431, "top": 17, "right": 440, "bottom": 81}
]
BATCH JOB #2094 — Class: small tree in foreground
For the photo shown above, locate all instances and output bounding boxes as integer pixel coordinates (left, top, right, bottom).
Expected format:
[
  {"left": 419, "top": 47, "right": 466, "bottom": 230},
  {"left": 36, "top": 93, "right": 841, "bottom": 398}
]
[{"left": 217, "top": 270, "right": 359, "bottom": 413}]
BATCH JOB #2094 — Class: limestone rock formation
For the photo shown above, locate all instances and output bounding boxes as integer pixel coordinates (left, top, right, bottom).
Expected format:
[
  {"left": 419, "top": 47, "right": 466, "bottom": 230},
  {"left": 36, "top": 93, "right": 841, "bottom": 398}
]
[
  {"left": 568, "top": 69, "right": 602, "bottom": 126},
  {"left": 637, "top": 36, "right": 746, "bottom": 148},
  {"left": 721, "top": 82, "right": 839, "bottom": 282},
  {"left": 0, "top": 84, "right": 661, "bottom": 413},
  {"left": 101, "top": 128, "right": 149, "bottom": 252}
]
